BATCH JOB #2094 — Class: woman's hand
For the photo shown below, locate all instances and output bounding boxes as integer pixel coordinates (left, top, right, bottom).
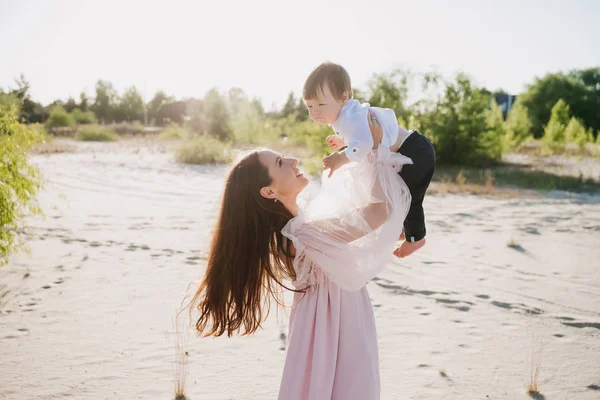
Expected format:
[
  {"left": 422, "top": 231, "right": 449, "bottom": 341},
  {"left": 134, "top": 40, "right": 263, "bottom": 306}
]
[{"left": 368, "top": 111, "right": 383, "bottom": 149}]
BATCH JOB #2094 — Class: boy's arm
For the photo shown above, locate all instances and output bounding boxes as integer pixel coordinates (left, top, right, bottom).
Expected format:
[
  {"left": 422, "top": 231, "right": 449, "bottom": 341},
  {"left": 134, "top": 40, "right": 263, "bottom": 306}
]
[{"left": 339, "top": 111, "right": 374, "bottom": 163}]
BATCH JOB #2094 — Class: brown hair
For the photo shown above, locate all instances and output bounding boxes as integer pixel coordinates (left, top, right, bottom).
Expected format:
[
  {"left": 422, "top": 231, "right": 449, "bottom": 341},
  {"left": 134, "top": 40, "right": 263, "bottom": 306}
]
[
  {"left": 188, "top": 150, "right": 297, "bottom": 337},
  {"left": 303, "top": 61, "right": 353, "bottom": 101}
]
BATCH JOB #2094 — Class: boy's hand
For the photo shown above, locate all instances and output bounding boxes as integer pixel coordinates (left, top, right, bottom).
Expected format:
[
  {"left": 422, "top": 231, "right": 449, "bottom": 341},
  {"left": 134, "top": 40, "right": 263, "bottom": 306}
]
[
  {"left": 326, "top": 135, "right": 346, "bottom": 151},
  {"left": 323, "top": 151, "right": 349, "bottom": 178}
]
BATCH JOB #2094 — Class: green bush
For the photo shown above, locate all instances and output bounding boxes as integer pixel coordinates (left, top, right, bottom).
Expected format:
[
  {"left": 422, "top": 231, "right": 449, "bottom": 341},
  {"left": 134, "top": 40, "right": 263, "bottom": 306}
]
[
  {"left": 289, "top": 119, "right": 331, "bottom": 159},
  {"left": 175, "top": 135, "right": 232, "bottom": 164},
  {"left": 71, "top": 108, "right": 97, "bottom": 125},
  {"left": 504, "top": 100, "right": 533, "bottom": 148},
  {"left": 543, "top": 99, "right": 570, "bottom": 144},
  {"left": 564, "top": 117, "right": 593, "bottom": 146},
  {"left": 110, "top": 121, "right": 144, "bottom": 135},
  {"left": 75, "top": 125, "right": 119, "bottom": 141},
  {"left": 159, "top": 123, "right": 187, "bottom": 139},
  {"left": 417, "top": 74, "right": 503, "bottom": 165},
  {"left": 0, "top": 105, "right": 44, "bottom": 265},
  {"left": 45, "top": 106, "right": 75, "bottom": 130}
]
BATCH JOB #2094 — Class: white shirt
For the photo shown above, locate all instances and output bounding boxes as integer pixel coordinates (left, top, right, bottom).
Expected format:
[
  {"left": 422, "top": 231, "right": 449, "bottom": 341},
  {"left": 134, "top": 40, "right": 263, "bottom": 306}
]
[{"left": 330, "top": 99, "right": 399, "bottom": 163}]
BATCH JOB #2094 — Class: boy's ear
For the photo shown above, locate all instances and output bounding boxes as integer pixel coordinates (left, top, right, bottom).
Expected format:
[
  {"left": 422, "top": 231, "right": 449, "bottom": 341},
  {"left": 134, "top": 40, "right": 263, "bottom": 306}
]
[{"left": 343, "top": 91, "right": 350, "bottom": 103}]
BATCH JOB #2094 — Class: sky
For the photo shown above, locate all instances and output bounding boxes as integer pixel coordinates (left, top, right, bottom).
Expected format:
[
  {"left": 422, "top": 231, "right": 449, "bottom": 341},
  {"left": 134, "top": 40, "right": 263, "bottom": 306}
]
[{"left": 1, "top": 0, "right": 599, "bottom": 110}]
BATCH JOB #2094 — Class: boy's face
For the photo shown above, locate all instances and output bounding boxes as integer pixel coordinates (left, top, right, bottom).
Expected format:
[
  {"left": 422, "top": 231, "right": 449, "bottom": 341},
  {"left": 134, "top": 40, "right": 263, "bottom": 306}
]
[{"left": 304, "top": 84, "right": 347, "bottom": 125}]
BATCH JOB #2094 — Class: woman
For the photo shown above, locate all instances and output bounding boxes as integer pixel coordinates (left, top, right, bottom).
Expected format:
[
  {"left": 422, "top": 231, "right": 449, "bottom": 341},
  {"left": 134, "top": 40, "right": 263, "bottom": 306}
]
[{"left": 189, "top": 113, "right": 412, "bottom": 399}]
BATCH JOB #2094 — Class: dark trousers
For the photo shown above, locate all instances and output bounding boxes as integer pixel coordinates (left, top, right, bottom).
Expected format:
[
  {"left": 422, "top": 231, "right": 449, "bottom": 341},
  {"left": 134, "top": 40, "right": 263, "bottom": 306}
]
[{"left": 397, "top": 130, "right": 436, "bottom": 242}]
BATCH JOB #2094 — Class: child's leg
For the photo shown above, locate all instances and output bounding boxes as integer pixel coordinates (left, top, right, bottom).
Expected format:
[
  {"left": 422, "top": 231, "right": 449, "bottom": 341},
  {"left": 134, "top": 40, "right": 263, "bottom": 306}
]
[{"left": 394, "top": 131, "right": 435, "bottom": 258}]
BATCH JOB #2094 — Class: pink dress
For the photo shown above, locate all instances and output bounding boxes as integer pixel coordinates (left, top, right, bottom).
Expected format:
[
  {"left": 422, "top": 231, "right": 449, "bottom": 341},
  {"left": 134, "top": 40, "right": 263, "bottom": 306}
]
[{"left": 278, "top": 148, "right": 413, "bottom": 400}]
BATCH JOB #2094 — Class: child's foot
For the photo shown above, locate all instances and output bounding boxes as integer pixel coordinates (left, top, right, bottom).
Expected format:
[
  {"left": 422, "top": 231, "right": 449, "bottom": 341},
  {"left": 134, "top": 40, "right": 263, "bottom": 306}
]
[
  {"left": 398, "top": 232, "right": 405, "bottom": 241},
  {"left": 393, "top": 238, "right": 426, "bottom": 258}
]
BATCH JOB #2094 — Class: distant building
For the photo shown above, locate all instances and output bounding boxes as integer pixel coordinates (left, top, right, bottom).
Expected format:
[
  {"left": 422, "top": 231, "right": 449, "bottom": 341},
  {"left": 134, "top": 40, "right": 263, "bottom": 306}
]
[{"left": 494, "top": 93, "right": 517, "bottom": 119}]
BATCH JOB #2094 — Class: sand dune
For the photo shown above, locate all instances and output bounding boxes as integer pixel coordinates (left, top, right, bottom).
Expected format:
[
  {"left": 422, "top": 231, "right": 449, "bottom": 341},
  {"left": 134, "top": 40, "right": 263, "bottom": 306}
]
[{"left": 1, "top": 141, "right": 599, "bottom": 399}]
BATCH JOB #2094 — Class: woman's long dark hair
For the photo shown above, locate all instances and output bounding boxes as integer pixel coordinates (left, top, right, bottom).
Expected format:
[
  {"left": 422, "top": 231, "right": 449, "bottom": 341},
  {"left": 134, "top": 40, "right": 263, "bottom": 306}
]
[{"left": 189, "top": 150, "right": 297, "bottom": 337}]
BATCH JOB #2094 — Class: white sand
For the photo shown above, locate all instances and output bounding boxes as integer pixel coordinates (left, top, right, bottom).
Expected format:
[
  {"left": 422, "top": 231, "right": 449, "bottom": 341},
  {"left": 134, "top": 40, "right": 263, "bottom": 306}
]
[{"left": 1, "top": 141, "right": 599, "bottom": 399}]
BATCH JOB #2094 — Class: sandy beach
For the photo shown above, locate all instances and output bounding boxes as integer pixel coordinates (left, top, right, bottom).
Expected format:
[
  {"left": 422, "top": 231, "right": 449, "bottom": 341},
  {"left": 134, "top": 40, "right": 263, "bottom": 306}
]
[{"left": 1, "top": 140, "right": 599, "bottom": 399}]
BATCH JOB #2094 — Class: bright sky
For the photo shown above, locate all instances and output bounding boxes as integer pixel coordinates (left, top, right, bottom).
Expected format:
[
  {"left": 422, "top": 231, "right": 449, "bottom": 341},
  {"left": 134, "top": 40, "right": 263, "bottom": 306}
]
[{"left": 1, "top": 0, "right": 598, "bottom": 110}]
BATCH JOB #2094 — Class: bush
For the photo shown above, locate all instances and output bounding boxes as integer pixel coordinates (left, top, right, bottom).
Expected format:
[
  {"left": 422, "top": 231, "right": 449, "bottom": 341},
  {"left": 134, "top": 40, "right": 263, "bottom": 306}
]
[
  {"left": 417, "top": 73, "right": 503, "bottom": 165},
  {"left": 159, "top": 123, "right": 187, "bottom": 139},
  {"left": 109, "top": 121, "right": 144, "bottom": 135},
  {"left": 543, "top": 99, "right": 570, "bottom": 144},
  {"left": 175, "top": 135, "right": 232, "bottom": 164},
  {"left": 289, "top": 119, "right": 331, "bottom": 159},
  {"left": 0, "top": 105, "right": 44, "bottom": 265},
  {"left": 75, "top": 125, "right": 119, "bottom": 141},
  {"left": 504, "top": 100, "right": 533, "bottom": 148},
  {"left": 45, "top": 106, "right": 75, "bottom": 130},
  {"left": 564, "top": 117, "right": 593, "bottom": 145},
  {"left": 71, "top": 108, "right": 97, "bottom": 125}
]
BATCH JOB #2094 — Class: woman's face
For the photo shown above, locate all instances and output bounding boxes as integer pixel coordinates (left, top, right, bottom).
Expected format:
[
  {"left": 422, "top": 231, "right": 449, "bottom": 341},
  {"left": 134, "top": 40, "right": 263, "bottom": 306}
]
[{"left": 258, "top": 149, "right": 308, "bottom": 201}]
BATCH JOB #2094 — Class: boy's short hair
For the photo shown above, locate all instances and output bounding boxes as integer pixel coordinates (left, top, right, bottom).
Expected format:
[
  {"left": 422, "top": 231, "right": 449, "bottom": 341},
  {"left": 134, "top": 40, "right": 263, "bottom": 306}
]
[{"left": 303, "top": 62, "right": 353, "bottom": 101}]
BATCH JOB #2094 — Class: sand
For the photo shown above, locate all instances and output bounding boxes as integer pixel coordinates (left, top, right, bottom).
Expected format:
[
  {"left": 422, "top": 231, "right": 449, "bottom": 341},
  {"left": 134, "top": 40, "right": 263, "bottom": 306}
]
[{"left": 1, "top": 140, "right": 599, "bottom": 399}]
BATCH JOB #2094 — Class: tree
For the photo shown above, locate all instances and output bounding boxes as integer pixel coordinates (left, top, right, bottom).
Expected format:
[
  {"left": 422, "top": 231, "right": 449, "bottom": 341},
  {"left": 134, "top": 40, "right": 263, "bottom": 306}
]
[
  {"left": 64, "top": 97, "right": 77, "bottom": 113},
  {"left": 4, "top": 74, "right": 46, "bottom": 123},
  {"left": 147, "top": 90, "right": 173, "bottom": 125},
  {"left": 568, "top": 67, "right": 600, "bottom": 134},
  {"left": 484, "top": 99, "right": 505, "bottom": 158},
  {"left": 79, "top": 92, "right": 90, "bottom": 112},
  {"left": 159, "top": 101, "right": 186, "bottom": 125},
  {"left": 71, "top": 108, "right": 97, "bottom": 125},
  {"left": 418, "top": 73, "right": 500, "bottom": 165},
  {"left": 185, "top": 98, "right": 204, "bottom": 134},
  {"left": 45, "top": 106, "right": 75, "bottom": 129},
  {"left": 91, "top": 80, "right": 118, "bottom": 123},
  {"left": 543, "top": 99, "right": 570, "bottom": 143},
  {"left": 563, "top": 117, "right": 592, "bottom": 145},
  {"left": 202, "top": 88, "right": 231, "bottom": 140},
  {"left": 117, "top": 86, "right": 144, "bottom": 122},
  {"left": 366, "top": 69, "right": 410, "bottom": 122},
  {"left": 0, "top": 104, "right": 43, "bottom": 265},
  {"left": 227, "top": 87, "right": 247, "bottom": 117},
  {"left": 519, "top": 71, "right": 596, "bottom": 138},
  {"left": 505, "top": 100, "right": 533, "bottom": 147},
  {"left": 280, "top": 92, "right": 298, "bottom": 118}
]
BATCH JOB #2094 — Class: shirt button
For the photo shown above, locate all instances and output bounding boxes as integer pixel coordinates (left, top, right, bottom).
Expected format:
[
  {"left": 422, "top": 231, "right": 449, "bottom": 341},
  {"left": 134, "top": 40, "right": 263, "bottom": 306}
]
[{"left": 353, "top": 149, "right": 357, "bottom": 152}]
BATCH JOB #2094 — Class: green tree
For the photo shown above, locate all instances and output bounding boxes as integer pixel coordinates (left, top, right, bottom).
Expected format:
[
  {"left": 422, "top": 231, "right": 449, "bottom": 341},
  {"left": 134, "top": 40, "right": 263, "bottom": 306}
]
[
  {"left": 91, "top": 80, "right": 118, "bottom": 123},
  {"left": 202, "top": 88, "right": 231, "bottom": 140},
  {"left": 504, "top": 100, "right": 533, "bottom": 147},
  {"left": 64, "top": 97, "right": 77, "bottom": 113},
  {"left": 71, "top": 108, "right": 97, "bottom": 125},
  {"left": 79, "top": 92, "right": 90, "bottom": 112},
  {"left": 365, "top": 69, "right": 410, "bottom": 122},
  {"left": 543, "top": 99, "right": 570, "bottom": 143},
  {"left": 484, "top": 99, "right": 505, "bottom": 158},
  {"left": 0, "top": 104, "right": 43, "bottom": 265},
  {"left": 147, "top": 90, "right": 173, "bottom": 125},
  {"left": 519, "top": 71, "right": 598, "bottom": 138},
  {"left": 185, "top": 98, "right": 204, "bottom": 134},
  {"left": 117, "top": 86, "right": 144, "bottom": 122},
  {"left": 563, "top": 117, "right": 592, "bottom": 145},
  {"left": 419, "top": 73, "right": 500, "bottom": 165},
  {"left": 45, "top": 106, "right": 75, "bottom": 129}
]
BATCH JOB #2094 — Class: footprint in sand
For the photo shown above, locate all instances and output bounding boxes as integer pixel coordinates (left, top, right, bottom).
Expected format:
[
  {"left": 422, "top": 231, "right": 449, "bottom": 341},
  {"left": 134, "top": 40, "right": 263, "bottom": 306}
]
[
  {"left": 41, "top": 285, "right": 51, "bottom": 289},
  {"left": 588, "top": 385, "right": 600, "bottom": 391},
  {"left": 562, "top": 322, "right": 600, "bottom": 330},
  {"left": 475, "top": 294, "right": 490, "bottom": 299},
  {"left": 553, "top": 334, "right": 565, "bottom": 338}
]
